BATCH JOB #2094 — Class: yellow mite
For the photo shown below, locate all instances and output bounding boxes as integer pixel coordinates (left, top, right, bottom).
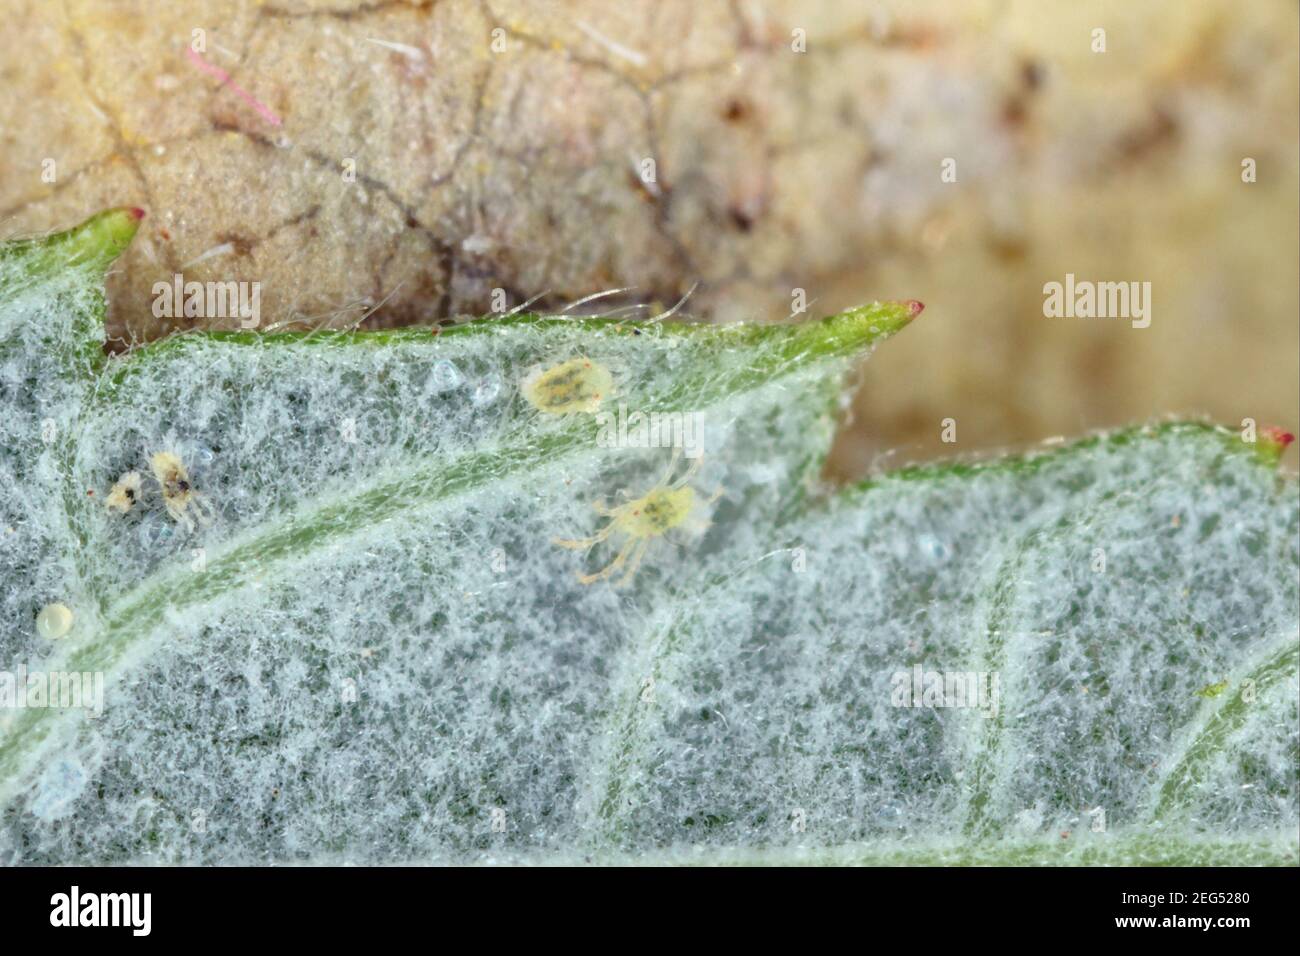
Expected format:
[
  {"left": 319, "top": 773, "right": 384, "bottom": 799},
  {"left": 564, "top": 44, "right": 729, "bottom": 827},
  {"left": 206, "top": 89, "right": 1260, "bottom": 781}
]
[
  {"left": 104, "top": 471, "right": 143, "bottom": 513},
  {"left": 149, "top": 451, "right": 216, "bottom": 532},
  {"left": 554, "top": 451, "right": 720, "bottom": 586},
  {"left": 522, "top": 357, "right": 613, "bottom": 414}
]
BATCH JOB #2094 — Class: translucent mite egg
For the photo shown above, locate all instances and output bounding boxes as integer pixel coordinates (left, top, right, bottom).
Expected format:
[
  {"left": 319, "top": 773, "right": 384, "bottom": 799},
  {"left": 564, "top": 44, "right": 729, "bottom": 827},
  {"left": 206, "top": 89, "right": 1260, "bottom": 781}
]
[
  {"left": 433, "top": 360, "right": 462, "bottom": 391},
  {"left": 36, "top": 603, "right": 73, "bottom": 640}
]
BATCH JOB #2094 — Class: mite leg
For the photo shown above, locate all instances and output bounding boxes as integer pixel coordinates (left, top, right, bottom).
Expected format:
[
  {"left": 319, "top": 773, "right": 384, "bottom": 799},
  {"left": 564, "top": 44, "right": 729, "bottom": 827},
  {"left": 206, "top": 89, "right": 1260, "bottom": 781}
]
[
  {"left": 671, "top": 454, "right": 703, "bottom": 489},
  {"left": 578, "top": 535, "right": 637, "bottom": 585},
  {"left": 653, "top": 446, "right": 683, "bottom": 489},
  {"left": 554, "top": 521, "right": 616, "bottom": 550},
  {"left": 616, "top": 539, "right": 650, "bottom": 587},
  {"left": 192, "top": 493, "right": 218, "bottom": 527}
]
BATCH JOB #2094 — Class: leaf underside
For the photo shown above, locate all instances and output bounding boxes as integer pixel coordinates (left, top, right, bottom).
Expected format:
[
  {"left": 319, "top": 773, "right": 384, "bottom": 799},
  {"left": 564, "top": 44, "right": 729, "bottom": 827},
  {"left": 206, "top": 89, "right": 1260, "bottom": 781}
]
[{"left": 0, "top": 212, "right": 1295, "bottom": 865}]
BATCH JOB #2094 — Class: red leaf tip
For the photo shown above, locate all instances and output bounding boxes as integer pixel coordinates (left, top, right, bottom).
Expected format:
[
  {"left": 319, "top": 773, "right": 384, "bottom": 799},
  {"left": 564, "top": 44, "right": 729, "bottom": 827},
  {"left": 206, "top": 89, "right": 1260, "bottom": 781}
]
[{"left": 1262, "top": 425, "right": 1295, "bottom": 449}]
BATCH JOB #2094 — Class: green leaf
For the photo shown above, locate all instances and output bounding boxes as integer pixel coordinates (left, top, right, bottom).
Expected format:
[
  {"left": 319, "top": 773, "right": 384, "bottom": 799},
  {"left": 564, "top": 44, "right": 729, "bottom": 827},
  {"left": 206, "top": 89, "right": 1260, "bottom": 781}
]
[
  {"left": 585, "top": 424, "right": 1297, "bottom": 863},
  {"left": 0, "top": 212, "right": 913, "bottom": 856},
  {"left": 0, "top": 211, "right": 1295, "bottom": 866}
]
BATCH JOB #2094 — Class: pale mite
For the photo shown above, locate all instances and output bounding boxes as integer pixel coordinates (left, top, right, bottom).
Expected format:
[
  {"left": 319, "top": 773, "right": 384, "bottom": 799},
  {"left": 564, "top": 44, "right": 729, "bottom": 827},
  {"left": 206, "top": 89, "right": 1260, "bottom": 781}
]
[
  {"left": 104, "top": 471, "right": 143, "bottom": 513},
  {"left": 554, "top": 450, "right": 721, "bottom": 586},
  {"left": 149, "top": 451, "right": 216, "bottom": 531},
  {"left": 522, "top": 357, "right": 614, "bottom": 414}
]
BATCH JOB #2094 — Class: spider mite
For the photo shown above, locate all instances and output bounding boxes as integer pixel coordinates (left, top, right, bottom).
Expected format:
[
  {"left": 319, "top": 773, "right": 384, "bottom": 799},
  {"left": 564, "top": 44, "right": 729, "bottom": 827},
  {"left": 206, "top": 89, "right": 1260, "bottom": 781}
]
[
  {"left": 105, "top": 471, "right": 143, "bottom": 513},
  {"left": 522, "top": 357, "right": 614, "bottom": 414},
  {"left": 149, "top": 451, "right": 216, "bottom": 532},
  {"left": 554, "top": 449, "right": 721, "bottom": 586}
]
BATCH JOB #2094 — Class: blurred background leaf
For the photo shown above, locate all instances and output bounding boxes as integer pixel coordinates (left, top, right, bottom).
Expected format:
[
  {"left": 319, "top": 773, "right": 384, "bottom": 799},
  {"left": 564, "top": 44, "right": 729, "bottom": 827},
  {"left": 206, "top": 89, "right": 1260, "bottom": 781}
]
[{"left": 2, "top": 0, "right": 1295, "bottom": 471}]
